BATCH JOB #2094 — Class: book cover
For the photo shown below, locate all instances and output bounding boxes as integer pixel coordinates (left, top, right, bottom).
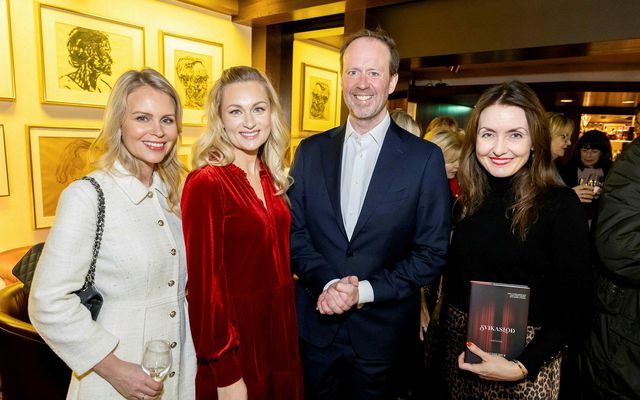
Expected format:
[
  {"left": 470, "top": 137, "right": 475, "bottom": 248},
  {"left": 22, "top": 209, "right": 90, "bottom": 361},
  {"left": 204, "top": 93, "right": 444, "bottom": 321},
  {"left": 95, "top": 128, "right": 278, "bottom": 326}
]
[{"left": 464, "top": 280, "right": 530, "bottom": 364}]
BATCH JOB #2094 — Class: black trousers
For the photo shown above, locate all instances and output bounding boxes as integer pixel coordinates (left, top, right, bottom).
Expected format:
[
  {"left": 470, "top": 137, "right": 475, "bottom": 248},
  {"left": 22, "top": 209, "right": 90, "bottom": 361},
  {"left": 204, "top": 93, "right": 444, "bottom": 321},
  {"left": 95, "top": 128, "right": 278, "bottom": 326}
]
[{"left": 300, "top": 324, "right": 394, "bottom": 400}]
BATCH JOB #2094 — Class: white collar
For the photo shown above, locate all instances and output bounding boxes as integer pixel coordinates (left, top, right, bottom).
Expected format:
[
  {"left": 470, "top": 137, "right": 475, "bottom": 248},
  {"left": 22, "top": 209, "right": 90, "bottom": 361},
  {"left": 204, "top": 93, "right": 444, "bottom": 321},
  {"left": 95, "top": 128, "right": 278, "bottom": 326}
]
[{"left": 344, "top": 112, "right": 390, "bottom": 146}]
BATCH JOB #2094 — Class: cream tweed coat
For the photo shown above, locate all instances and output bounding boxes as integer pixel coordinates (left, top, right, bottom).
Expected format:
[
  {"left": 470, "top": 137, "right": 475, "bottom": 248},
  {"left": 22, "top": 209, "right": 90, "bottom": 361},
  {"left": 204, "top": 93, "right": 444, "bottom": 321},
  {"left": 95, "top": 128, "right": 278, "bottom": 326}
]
[{"left": 29, "top": 164, "right": 196, "bottom": 399}]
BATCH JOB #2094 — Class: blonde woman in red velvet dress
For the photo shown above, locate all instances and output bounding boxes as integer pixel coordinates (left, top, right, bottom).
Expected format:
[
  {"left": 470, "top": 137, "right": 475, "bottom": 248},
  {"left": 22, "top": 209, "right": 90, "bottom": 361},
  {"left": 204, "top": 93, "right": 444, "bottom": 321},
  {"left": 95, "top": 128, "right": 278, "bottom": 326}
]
[{"left": 181, "top": 66, "right": 302, "bottom": 400}]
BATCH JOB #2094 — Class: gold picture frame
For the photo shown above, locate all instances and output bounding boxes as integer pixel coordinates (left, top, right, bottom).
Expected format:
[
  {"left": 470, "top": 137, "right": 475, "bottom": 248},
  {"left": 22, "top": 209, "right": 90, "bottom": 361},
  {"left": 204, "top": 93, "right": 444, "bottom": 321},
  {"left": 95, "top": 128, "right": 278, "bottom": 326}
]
[
  {"left": 0, "top": 125, "right": 8, "bottom": 196},
  {"left": 160, "top": 32, "right": 223, "bottom": 126},
  {"left": 27, "top": 126, "right": 100, "bottom": 229},
  {"left": 0, "top": 0, "right": 15, "bottom": 101},
  {"left": 37, "top": 4, "right": 145, "bottom": 107},
  {"left": 300, "top": 63, "right": 339, "bottom": 132}
]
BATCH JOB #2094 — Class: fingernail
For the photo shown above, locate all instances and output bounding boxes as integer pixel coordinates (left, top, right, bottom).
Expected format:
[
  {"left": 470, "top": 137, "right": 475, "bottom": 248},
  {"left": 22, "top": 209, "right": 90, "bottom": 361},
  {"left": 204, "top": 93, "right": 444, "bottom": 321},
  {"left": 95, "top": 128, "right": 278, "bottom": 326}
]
[{"left": 466, "top": 341, "right": 472, "bottom": 348}]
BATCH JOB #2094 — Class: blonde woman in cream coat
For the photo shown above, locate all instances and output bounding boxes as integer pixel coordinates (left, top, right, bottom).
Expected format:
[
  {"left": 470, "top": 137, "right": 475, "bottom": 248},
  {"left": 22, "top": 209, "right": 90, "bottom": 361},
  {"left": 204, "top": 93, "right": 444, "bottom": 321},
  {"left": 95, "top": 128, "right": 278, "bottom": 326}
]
[{"left": 29, "top": 69, "right": 196, "bottom": 400}]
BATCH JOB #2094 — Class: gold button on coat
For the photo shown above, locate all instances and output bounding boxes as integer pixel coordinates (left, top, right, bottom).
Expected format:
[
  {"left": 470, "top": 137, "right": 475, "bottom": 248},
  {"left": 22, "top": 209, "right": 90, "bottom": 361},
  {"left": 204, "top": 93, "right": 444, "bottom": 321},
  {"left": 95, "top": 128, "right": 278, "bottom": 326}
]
[
  {"left": 157, "top": 220, "right": 164, "bottom": 226},
  {"left": 168, "top": 280, "right": 175, "bottom": 287},
  {"left": 169, "top": 311, "right": 176, "bottom": 318},
  {"left": 170, "top": 249, "right": 176, "bottom": 256},
  {"left": 146, "top": 192, "right": 153, "bottom": 198},
  {"left": 170, "top": 342, "right": 177, "bottom": 348}
]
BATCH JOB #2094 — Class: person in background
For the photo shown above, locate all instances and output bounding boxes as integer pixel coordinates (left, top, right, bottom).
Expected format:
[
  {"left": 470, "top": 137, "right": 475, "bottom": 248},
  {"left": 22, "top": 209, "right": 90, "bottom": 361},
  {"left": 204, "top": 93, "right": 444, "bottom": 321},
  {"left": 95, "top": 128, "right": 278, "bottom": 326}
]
[
  {"left": 429, "top": 128, "right": 464, "bottom": 203},
  {"left": 559, "top": 130, "right": 612, "bottom": 224},
  {"left": 442, "top": 81, "right": 592, "bottom": 399},
  {"left": 29, "top": 69, "right": 196, "bottom": 400},
  {"left": 423, "top": 115, "right": 459, "bottom": 140},
  {"left": 289, "top": 28, "right": 450, "bottom": 399},
  {"left": 181, "top": 66, "right": 303, "bottom": 400},
  {"left": 390, "top": 109, "right": 422, "bottom": 137},
  {"left": 547, "top": 112, "right": 573, "bottom": 161},
  {"left": 580, "top": 137, "right": 640, "bottom": 400}
]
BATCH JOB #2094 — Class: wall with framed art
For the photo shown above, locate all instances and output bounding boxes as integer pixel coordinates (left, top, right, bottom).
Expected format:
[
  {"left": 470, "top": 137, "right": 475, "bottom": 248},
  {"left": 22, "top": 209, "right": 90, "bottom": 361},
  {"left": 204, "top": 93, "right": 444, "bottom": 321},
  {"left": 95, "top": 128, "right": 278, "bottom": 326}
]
[
  {"left": 0, "top": 0, "right": 251, "bottom": 251},
  {"left": 290, "top": 30, "right": 343, "bottom": 164}
]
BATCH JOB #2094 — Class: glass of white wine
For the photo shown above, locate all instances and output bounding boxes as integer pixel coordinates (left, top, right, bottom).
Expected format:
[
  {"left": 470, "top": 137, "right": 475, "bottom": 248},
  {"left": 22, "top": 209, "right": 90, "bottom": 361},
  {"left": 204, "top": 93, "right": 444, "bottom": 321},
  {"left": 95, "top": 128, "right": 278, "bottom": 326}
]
[{"left": 141, "top": 340, "right": 172, "bottom": 382}]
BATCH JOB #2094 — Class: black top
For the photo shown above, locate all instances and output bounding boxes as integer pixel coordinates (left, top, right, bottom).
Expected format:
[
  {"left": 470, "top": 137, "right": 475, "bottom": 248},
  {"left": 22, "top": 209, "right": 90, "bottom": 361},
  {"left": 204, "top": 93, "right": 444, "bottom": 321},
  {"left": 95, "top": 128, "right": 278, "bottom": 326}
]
[{"left": 445, "top": 174, "right": 593, "bottom": 376}]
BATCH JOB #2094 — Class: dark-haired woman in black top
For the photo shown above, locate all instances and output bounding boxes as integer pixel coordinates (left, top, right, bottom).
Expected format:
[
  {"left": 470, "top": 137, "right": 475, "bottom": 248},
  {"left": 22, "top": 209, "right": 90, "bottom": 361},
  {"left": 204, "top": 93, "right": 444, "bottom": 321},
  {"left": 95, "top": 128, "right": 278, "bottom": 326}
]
[{"left": 442, "top": 81, "right": 592, "bottom": 400}]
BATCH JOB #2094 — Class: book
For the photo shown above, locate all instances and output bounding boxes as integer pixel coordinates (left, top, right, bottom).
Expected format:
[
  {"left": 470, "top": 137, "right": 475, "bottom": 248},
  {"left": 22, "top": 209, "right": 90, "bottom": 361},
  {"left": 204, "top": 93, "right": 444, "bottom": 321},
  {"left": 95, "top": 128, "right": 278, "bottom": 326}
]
[{"left": 464, "top": 280, "right": 530, "bottom": 364}]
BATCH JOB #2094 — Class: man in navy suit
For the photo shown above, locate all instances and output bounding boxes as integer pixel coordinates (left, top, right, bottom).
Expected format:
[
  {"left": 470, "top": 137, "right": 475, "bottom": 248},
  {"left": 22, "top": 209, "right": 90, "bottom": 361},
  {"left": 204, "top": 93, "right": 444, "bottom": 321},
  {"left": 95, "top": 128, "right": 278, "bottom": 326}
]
[{"left": 289, "top": 28, "right": 451, "bottom": 399}]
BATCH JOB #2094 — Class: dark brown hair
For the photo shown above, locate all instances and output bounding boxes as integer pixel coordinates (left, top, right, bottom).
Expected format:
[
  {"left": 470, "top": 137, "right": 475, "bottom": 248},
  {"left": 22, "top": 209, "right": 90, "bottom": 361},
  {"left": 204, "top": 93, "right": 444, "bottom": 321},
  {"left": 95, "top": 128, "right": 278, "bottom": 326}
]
[{"left": 458, "top": 81, "right": 563, "bottom": 240}]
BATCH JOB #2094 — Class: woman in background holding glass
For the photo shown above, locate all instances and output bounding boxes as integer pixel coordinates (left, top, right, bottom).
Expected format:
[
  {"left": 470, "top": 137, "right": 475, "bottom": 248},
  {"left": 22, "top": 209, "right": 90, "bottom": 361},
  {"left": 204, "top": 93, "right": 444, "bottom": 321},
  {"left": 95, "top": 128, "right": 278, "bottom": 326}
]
[
  {"left": 29, "top": 69, "right": 196, "bottom": 399},
  {"left": 181, "top": 66, "right": 302, "bottom": 400},
  {"left": 559, "top": 130, "right": 612, "bottom": 223},
  {"left": 442, "top": 81, "right": 592, "bottom": 399}
]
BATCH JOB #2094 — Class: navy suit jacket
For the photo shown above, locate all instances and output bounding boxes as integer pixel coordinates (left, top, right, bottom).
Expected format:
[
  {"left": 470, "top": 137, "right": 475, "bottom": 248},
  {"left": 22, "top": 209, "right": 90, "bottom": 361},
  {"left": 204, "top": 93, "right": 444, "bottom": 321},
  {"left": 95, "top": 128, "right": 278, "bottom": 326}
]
[{"left": 289, "top": 120, "right": 451, "bottom": 360}]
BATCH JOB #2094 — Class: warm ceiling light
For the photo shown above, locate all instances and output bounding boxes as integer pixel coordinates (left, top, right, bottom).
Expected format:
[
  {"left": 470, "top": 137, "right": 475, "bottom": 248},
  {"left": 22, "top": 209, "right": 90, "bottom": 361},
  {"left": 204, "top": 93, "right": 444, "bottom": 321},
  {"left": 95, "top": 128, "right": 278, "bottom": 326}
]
[
  {"left": 560, "top": 99, "right": 573, "bottom": 103},
  {"left": 621, "top": 100, "right": 635, "bottom": 104}
]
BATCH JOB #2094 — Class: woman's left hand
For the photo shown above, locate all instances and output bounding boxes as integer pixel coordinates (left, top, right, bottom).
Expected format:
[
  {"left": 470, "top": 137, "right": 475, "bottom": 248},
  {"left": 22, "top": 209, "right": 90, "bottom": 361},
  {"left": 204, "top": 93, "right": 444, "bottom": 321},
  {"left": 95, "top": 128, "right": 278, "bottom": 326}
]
[{"left": 457, "top": 342, "right": 527, "bottom": 381}]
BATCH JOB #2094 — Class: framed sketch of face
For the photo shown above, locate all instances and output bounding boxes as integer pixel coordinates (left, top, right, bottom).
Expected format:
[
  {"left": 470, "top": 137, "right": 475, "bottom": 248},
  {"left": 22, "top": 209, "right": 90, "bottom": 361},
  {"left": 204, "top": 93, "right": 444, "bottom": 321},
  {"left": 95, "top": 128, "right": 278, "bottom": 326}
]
[
  {"left": 27, "top": 126, "right": 100, "bottom": 228},
  {"left": 37, "top": 4, "right": 145, "bottom": 107},
  {"left": 160, "top": 32, "right": 223, "bottom": 126},
  {"left": 300, "top": 63, "right": 339, "bottom": 132}
]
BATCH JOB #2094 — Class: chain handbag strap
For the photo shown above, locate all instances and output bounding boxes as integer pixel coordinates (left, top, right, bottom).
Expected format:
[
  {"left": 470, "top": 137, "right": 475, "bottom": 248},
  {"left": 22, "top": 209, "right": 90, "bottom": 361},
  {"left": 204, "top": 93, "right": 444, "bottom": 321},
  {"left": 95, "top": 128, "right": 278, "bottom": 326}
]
[{"left": 80, "top": 176, "right": 105, "bottom": 288}]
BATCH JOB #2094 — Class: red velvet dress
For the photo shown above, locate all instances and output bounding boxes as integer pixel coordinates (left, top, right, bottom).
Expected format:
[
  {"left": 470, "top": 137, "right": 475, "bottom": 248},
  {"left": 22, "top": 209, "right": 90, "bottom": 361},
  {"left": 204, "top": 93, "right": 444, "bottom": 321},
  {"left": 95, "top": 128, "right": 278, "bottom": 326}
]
[{"left": 181, "top": 163, "right": 303, "bottom": 400}]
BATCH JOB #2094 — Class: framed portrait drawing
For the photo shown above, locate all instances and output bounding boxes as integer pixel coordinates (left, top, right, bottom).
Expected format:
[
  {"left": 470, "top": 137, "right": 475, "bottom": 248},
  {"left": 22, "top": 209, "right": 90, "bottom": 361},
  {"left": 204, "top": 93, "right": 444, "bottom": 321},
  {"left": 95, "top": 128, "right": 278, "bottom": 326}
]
[
  {"left": 160, "top": 32, "right": 223, "bottom": 126},
  {"left": 0, "top": 125, "right": 8, "bottom": 196},
  {"left": 300, "top": 63, "right": 339, "bottom": 132},
  {"left": 37, "top": 4, "right": 145, "bottom": 107},
  {"left": 28, "top": 126, "right": 100, "bottom": 229},
  {"left": 0, "top": 0, "right": 15, "bottom": 100}
]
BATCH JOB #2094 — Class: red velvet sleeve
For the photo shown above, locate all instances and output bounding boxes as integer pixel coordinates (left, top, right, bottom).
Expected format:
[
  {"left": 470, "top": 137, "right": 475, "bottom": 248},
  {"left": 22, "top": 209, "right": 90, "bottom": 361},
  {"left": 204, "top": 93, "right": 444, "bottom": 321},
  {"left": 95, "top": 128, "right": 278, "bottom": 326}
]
[{"left": 182, "top": 168, "right": 242, "bottom": 387}]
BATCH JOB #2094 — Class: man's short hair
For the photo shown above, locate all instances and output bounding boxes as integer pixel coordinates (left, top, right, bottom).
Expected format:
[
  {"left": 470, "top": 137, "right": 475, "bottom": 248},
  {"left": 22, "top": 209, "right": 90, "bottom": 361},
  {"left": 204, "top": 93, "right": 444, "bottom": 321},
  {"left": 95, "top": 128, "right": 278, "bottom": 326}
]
[{"left": 340, "top": 27, "right": 399, "bottom": 76}]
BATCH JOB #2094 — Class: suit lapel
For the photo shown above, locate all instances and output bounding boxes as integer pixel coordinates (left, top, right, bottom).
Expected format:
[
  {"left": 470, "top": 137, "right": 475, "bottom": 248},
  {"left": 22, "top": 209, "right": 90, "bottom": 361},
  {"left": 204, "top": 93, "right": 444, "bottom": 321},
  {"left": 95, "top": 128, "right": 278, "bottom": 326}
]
[
  {"left": 322, "top": 126, "right": 348, "bottom": 239},
  {"left": 351, "top": 124, "right": 406, "bottom": 240}
]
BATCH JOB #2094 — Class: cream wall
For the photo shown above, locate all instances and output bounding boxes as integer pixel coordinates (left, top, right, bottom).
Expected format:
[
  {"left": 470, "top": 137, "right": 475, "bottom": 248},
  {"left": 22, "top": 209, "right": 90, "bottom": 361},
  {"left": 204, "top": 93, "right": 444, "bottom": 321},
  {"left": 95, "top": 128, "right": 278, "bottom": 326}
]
[{"left": 0, "top": 0, "right": 251, "bottom": 252}]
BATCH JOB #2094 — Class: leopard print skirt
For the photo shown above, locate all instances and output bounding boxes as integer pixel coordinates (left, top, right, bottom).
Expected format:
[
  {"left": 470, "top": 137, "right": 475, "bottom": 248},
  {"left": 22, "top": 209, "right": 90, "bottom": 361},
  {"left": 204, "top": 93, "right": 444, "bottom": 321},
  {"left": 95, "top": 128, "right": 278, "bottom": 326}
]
[{"left": 442, "top": 306, "right": 561, "bottom": 400}]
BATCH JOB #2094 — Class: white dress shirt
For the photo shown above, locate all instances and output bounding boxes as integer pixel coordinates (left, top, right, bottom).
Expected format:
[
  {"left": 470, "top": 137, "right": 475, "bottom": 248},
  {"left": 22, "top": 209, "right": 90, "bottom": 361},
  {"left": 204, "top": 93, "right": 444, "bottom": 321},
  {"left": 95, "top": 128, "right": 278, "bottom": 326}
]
[{"left": 323, "top": 113, "right": 391, "bottom": 304}]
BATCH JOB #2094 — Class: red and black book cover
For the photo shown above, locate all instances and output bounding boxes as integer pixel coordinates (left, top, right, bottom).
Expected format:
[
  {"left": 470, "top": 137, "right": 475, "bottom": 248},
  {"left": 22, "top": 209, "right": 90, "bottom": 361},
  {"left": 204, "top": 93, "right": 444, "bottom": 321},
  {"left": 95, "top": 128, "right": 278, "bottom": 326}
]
[{"left": 464, "top": 280, "right": 530, "bottom": 364}]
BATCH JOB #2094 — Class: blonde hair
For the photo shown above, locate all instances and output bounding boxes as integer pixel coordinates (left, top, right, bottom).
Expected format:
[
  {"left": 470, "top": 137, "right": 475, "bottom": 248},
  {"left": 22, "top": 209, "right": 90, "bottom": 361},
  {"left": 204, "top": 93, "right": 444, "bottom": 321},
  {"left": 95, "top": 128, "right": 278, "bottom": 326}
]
[
  {"left": 546, "top": 112, "right": 574, "bottom": 140},
  {"left": 390, "top": 109, "right": 421, "bottom": 136},
  {"left": 89, "top": 68, "right": 185, "bottom": 215},
  {"left": 192, "top": 66, "right": 291, "bottom": 195},
  {"left": 430, "top": 128, "right": 463, "bottom": 161},
  {"left": 424, "top": 116, "right": 459, "bottom": 140}
]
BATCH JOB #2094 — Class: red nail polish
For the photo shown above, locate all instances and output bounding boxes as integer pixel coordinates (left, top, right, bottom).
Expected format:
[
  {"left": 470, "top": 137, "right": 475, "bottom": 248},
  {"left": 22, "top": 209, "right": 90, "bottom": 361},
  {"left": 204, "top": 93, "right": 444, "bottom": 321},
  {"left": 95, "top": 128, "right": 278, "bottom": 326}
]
[{"left": 466, "top": 341, "right": 472, "bottom": 348}]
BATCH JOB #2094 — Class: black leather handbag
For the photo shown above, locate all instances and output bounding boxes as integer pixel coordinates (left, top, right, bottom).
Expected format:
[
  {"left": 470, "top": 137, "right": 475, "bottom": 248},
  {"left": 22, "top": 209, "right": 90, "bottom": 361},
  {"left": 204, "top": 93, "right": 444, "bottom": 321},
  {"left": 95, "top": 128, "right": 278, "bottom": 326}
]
[{"left": 13, "top": 176, "right": 105, "bottom": 321}]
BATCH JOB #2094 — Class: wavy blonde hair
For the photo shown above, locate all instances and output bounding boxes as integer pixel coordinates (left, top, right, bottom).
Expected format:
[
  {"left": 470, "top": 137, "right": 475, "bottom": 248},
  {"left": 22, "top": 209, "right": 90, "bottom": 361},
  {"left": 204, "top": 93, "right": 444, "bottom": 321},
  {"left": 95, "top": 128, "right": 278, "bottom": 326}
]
[
  {"left": 89, "top": 69, "right": 186, "bottom": 215},
  {"left": 192, "top": 66, "right": 291, "bottom": 195},
  {"left": 458, "top": 81, "right": 563, "bottom": 240},
  {"left": 430, "top": 128, "right": 463, "bottom": 161}
]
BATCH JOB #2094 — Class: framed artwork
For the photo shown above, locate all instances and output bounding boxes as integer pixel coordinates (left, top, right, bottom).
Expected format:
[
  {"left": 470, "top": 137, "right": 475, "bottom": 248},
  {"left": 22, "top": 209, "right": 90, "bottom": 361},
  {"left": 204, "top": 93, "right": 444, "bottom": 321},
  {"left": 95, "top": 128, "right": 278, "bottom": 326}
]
[
  {"left": 177, "top": 143, "right": 193, "bottom": 171},
  {"left": 300, "top": 63, "right": 339, "bottom": 132},
  {"left": 28, "top": 126, "right": 100, "bottom": 229},
  {"left": 0, "top": 125, "right": 8, "bottom": 196},
  {"left": 160, "top": 32, "right": 223, "bottom": 126},
  {"left": 37, "top": 4, "right": 145, "bottom": 107},
  {"left": 0, "top": 0, "right": 15, "bottom": 100}
]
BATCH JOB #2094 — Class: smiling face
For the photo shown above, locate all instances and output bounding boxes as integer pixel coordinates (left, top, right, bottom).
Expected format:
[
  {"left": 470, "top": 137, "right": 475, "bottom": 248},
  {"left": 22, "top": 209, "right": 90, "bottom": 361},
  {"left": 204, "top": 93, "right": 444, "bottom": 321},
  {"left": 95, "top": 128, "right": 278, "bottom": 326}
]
[
  {"left": 221, "top": 80, "right": 271, "bottom": 161},
  {"left": 121, "top": 85, "right": 178, "bottom": 184},
  {"left": 476, "top": 104, "right": 532, "bottom": 178},
  {"left": 342, "top": 37, "right": 398, "bottom": 133}
]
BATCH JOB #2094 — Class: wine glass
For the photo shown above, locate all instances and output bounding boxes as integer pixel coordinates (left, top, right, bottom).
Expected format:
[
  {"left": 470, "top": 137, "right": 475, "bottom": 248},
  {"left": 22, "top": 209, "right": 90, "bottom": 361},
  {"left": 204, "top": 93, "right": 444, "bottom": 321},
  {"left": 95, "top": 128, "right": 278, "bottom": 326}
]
[{"left": 141, "top": 340, "right": 172, "bottom": 382}]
